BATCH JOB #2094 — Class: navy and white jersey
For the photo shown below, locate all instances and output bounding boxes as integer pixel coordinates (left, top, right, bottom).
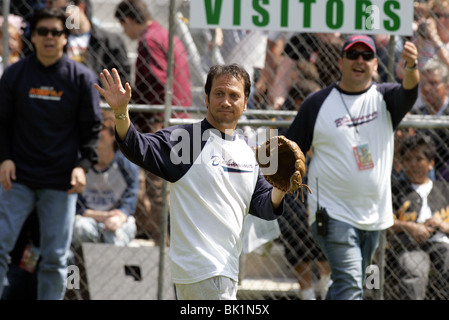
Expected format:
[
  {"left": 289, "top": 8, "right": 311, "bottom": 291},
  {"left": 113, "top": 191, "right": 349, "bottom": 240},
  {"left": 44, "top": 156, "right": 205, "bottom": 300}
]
[
  {"left": 118, "top": 119, "right": 281, "bottom": 284},
  {"left": 287, "top": 82, "right": 418, "bottom": 231}
]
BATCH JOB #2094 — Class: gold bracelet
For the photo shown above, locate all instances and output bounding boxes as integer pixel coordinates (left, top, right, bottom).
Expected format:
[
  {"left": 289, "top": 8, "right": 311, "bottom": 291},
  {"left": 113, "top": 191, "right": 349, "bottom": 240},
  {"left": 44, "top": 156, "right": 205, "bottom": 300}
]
[{"left": 114, "top": 113, "right": 128, "bottom": 120}]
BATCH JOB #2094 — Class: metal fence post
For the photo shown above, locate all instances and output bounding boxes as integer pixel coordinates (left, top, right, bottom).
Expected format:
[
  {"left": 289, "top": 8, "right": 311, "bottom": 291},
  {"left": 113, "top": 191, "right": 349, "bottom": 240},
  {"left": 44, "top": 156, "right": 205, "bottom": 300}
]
[
  {"left": 157, "top": 0, "right": 176, "bottom": 300},
  {"left": 2, "top": 0, "right": 11, "bottom": 71}
]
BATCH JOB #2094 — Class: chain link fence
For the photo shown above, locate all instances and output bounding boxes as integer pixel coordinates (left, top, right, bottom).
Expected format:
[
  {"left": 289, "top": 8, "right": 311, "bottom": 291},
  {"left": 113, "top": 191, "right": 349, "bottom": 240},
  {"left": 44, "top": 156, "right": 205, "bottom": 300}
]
[{"left": 2, "top": 0, "right": 449, "bottom": 300}]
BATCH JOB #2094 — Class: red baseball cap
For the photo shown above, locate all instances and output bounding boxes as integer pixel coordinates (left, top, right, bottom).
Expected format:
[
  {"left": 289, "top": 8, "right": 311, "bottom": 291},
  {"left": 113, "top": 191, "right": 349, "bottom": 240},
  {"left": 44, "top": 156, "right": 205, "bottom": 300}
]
[{"left": 341, "top": 35, "right": 376, "bottom": 55}]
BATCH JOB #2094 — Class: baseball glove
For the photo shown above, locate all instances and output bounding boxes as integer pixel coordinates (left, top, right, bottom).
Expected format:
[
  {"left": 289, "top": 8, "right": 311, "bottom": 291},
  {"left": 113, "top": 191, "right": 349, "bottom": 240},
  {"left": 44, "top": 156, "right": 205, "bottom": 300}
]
[{"left": 255, "top": 135, "right": 311, "bottom": 201}]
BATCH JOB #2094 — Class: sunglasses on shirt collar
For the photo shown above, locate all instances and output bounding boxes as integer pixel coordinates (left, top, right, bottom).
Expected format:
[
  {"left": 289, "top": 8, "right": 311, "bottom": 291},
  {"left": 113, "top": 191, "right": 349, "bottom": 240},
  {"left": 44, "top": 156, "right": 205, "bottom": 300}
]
[
  {"left": 344, "top": 50, "right": 375, "bottom": 61},
  {"left": 35, "top": 27, "right": 65, "bottom": 37}
]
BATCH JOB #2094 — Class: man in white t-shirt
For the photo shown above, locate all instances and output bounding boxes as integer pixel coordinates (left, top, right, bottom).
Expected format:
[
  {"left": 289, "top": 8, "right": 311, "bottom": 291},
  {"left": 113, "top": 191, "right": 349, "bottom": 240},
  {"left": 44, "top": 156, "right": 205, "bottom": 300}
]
[{"left": 286, "top": 35, "right": 420, "bottom": 299}]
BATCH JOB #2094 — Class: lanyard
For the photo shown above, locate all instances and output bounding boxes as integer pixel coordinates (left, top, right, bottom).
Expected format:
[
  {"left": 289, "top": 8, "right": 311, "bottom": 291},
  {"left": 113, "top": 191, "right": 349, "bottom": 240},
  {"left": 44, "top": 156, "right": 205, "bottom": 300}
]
[{"left": 338, "top": 91, "right": 367, "bottom": 142}]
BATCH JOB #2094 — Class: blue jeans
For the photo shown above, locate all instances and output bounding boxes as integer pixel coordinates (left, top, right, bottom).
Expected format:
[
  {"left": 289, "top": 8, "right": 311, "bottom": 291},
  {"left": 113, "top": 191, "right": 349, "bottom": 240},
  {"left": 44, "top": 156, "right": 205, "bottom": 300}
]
[
  {"left": 0, "top": 183, "right": 77, "bottom": 300},
  {"left": 311, "top": 217, "right": 380, "bottom": 300}
]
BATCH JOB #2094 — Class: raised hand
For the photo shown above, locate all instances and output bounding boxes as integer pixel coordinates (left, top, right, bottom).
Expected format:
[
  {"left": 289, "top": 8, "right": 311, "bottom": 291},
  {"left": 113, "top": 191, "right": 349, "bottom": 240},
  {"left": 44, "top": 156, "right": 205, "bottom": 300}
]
[
  {"left": 401, "top": 41, "right": 419, "bottom": 68},
  {"left": 94, "top": 68, "right": 132, "bottom": 113},
  {"left": 94, "top": 68, "right": 132, "bottom": 140}
]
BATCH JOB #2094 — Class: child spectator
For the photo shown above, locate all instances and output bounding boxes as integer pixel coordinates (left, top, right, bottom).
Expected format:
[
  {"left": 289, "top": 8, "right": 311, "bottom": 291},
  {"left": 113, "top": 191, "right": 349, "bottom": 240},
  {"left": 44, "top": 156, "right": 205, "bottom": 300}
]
[{"left": 389, "top": 133, "right": 449, "bottom": 299}]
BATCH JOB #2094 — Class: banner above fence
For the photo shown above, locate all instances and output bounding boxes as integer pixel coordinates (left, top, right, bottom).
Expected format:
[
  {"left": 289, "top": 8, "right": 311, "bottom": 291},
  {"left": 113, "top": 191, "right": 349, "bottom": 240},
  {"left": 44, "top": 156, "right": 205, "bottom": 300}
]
[{"left": 189, "top": 0, "right": 414, "bottom": 36}]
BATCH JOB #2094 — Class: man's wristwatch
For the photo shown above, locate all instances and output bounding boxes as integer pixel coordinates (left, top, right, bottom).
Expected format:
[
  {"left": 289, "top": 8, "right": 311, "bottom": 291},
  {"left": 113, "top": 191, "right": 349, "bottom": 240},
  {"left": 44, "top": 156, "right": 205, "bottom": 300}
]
[{"left": 405, "top": 60, "right": 418, "bottom": 71}]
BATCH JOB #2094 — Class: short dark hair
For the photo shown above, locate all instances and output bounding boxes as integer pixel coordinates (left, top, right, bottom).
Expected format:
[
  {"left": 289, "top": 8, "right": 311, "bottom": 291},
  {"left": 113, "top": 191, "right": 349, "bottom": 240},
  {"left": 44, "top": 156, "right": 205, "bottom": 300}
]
[
  {"left": 204, "top": 64, "right": 251, "bottom": 101},
  {"left": 114, "top": 0, "right": 151, "bottom": 24},
  {"left": 399, "top": 132, "right": 436, "bottom": 161},
  {"left": 30, "top": 7, "right": 70, "bottom": 38}
]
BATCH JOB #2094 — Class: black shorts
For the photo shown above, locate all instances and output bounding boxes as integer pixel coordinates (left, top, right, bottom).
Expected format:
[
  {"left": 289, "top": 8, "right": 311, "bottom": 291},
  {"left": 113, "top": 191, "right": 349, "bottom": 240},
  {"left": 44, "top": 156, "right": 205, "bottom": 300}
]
[{"left": 278, "top": 193, "right": 326, "bottom": 267}]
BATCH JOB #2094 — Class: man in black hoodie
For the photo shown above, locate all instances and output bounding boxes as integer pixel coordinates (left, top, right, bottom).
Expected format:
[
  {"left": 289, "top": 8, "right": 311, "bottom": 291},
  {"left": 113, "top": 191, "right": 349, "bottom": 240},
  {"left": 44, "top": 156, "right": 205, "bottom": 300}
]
[{"left": 0, "top": 7, "right": 102, "bottom": 300}]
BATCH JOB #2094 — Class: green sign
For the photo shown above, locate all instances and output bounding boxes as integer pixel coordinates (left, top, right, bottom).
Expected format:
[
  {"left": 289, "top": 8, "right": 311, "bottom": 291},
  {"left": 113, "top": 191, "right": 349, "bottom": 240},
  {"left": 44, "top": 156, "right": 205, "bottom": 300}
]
[{"left": 189, "top": 0, "right": 413, "bottom": 35}]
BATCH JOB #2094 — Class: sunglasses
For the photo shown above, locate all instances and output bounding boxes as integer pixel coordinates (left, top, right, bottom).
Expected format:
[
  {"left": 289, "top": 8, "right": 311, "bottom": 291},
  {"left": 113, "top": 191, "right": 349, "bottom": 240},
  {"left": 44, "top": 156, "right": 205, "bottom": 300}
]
[
  {"left": 344, "top": 50, "right": 375, "bottom": 61},
  {"left": 35, "top": 27, "right": 65, "bottom": 37}
]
